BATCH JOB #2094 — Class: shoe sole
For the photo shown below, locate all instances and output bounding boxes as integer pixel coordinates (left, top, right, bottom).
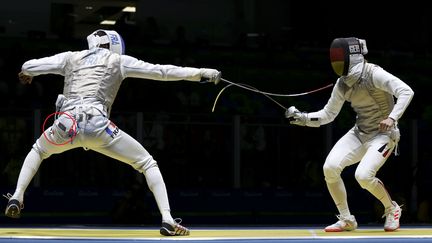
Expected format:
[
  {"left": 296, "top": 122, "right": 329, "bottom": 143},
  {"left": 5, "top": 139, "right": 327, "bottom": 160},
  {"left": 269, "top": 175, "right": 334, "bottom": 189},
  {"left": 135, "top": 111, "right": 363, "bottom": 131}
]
[
  {"left": 325, "top": 226, "right": 357, "bottom": 232},
  {"left": 160, "top": 226, "right": 190, "bottom": 236},
  {"left": 325, "top": 228, "right": 343, "bottom": 232},
  {"left": 324, "top": 228, "right": 357, "bottom": 232},
  {"left": 5, "top": 205, "right": 20, "bottom": 218},
  {"left": 160, "top": 227, "right": 174, "bottom": 236},
  {"left": 160, "top": 227, "right": 190, "bottom": 236},
  {"left": 384, "top": 225, "right": 400, "bottom": 232}
]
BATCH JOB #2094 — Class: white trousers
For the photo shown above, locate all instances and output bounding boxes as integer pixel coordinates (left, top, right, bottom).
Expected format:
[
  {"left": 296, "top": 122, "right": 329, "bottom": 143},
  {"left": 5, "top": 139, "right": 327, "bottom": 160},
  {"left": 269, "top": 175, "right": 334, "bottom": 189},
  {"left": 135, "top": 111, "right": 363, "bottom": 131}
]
[
  {"left": 13, "top": 108, "right": 174, "bottom": 223},
  {"left": 323, "top": 127, "right": 396, "bottom": 191},
  {"left": 34, "top": 112, "right": 157, "bottom": 172}
]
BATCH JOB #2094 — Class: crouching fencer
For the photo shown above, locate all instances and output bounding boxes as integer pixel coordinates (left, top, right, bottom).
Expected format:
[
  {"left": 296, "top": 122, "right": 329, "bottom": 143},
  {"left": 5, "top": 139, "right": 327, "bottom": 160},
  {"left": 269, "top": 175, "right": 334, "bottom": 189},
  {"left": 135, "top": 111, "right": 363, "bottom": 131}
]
[
  {"left": 285, "top": 37, "right": 414, "bottom": 232},
  {"left": 4, "top": 29, "right": 222, "bottom": 236}
]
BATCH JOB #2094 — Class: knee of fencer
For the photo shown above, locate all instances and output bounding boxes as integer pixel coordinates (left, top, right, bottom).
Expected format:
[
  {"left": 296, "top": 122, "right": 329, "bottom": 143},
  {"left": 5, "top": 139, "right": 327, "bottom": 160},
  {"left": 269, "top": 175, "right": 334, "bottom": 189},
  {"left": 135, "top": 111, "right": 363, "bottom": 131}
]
[
  {"left": 132, "top": 156, "right": 158, "bottom": 173},
  {"left": 32, "top": 144, "right": 50, "bottom": 160},
  {"left": 355, "top": 171, "right": 375, "bottom": 190},
  {"left": 323, "top": 163, "right": 341, "bottom": 183}
]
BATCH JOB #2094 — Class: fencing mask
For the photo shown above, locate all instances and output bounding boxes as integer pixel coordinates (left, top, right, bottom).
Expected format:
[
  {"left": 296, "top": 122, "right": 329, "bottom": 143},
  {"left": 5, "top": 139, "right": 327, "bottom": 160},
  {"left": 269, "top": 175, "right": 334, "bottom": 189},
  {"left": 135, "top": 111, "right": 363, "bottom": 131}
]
[
  {"left": 87, "top": 29, "right": 125, "bottom": 55},
  {"left": 329, "top": 37, "right": 368, "bottom": 77}
]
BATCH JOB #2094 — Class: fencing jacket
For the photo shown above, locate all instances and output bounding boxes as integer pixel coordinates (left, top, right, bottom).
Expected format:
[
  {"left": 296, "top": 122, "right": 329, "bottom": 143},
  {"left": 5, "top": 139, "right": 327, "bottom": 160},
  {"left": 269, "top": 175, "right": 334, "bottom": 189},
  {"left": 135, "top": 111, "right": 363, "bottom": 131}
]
[
  {"left": 21, "top": 48, "right": 204, "bottom": 117},
  {"left": 308, "top": 63, "right": 414, "bottom": 139}
]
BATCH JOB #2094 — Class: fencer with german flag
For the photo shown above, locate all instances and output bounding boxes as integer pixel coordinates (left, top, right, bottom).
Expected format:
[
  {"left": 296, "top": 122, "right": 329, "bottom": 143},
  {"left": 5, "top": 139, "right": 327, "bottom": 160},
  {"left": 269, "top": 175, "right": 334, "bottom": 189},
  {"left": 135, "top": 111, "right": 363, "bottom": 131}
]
[
  {"left": 4, "top": 29, "right": 221, "bottom": 236},
  {"left": 285, "top": 37, "right": 414, "bottom": 232}
]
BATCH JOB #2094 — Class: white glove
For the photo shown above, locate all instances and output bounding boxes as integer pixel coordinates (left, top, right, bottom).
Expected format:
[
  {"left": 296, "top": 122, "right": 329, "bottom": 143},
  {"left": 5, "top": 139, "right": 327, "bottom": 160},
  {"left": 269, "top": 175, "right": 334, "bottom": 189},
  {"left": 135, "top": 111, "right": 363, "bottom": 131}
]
[
  {"left": 200, "top": 68, "right": 221, "bottom": 85},
  {"left": 285, "top": 106, "right": 307, "bottom": 126}
]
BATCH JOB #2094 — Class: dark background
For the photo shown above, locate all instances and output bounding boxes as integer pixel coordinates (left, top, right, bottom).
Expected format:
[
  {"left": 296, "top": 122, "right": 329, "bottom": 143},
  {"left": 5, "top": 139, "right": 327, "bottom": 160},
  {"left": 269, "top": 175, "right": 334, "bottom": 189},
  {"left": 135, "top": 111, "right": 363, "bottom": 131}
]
[{"left": 0, "top": 0, "right": 431, "bottom": 226}]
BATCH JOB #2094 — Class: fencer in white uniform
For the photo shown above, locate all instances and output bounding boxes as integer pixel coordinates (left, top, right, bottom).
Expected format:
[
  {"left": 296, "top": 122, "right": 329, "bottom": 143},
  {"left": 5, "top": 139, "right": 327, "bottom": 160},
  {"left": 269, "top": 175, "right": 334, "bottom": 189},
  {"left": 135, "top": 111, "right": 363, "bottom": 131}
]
[
  {"left": 4, "top": 29, "right": 221, "bottom": 236},
  {"left": 285, "top": 37, "right": 414, "bottom": 232}
]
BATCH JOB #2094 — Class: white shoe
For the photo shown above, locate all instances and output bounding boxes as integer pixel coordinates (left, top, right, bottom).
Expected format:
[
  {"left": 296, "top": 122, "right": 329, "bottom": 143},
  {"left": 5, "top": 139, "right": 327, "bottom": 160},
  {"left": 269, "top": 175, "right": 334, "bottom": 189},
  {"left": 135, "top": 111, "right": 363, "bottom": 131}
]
[
  {"left": 383, "top": 201, "right": 402, "bottom": 232},
  {"left": 324, "top": 215, "right": 358, "bottom": 232}
]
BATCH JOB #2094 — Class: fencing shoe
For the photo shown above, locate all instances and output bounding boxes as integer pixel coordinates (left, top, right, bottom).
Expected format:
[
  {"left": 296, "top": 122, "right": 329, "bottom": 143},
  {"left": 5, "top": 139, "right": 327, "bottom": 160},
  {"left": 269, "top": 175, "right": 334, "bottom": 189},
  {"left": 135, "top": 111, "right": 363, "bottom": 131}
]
[
  {"left": 383, "top": 201, "right": 402, "bottom": 232},
  {"left": 3, "top": 193, "right": 23, "bottom": 219},
  {"left": 160, "top": 218, "right": 190, "bottom": 236},
  {"left": 324, "top": 214, "right": 358, "bottom": 232}
]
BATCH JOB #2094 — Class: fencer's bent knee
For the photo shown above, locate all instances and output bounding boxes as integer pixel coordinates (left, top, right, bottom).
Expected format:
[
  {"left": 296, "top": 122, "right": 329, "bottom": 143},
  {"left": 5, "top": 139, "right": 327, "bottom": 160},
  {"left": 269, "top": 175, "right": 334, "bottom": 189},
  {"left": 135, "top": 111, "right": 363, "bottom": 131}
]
[
  {"left": 355, "top": 170, "right": 377, "bottom": 190},
  {"left": 32, "top": 142, "right": 50, "bottom": 160},
  {"left": 131, "top": 155, "right": 158, "bottom": 173},
  {"left": 323, "top": 162, "right": 342, "bottom": 183}
]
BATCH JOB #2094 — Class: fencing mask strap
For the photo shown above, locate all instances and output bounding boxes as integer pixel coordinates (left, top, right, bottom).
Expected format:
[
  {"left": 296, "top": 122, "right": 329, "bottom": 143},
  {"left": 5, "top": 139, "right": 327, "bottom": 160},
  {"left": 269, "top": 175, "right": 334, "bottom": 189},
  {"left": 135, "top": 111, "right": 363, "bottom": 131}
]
[{"left": 330, "top": 37, "right": 367, "bottom": 77}]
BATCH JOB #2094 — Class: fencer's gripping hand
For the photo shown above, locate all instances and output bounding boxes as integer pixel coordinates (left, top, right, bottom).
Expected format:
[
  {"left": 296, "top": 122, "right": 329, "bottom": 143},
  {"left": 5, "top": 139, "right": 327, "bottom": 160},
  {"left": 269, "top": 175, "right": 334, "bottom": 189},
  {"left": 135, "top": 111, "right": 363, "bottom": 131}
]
[
  {"left": 379, "top": 117, "right": 395, "bottom": 132},
  {"left": 18, "top": 71, "right": 33, "bottom": 85},
  {"left": 285, "top": 106, "right": 307, "bottom": 126},
  {"left": 200, "top": 68, "right": 221, "bottom": 85}
]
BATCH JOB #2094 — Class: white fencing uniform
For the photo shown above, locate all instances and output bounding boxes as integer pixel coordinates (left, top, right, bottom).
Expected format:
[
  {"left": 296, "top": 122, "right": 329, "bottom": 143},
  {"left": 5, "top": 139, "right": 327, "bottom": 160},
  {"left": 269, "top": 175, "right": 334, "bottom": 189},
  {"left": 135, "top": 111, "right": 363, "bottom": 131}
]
[
  {"left": 285, "top": 37, "right": 413, "bottom": 230},
  {"left": 316, "top": 62, "right": 413, "bottom": 228},
  {"left": 301, "top": 62, "right": 413, "bottom": 219},
  {"left": 12, "top": 44, "right": 219, "bottom": 228},
  {"left": 21, "top": 48, "right": 206, "bottom": 166},
  {"left": 309, "top": 63, "right": 414, "bottom": 187}
]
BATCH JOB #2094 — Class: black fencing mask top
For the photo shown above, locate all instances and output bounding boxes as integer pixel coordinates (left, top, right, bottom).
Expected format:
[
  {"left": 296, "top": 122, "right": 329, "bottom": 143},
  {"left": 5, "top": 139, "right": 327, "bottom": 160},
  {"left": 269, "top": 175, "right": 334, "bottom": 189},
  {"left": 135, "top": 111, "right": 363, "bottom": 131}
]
[{"left": 330, "top": 37, "right": 368, "bottom": 76}]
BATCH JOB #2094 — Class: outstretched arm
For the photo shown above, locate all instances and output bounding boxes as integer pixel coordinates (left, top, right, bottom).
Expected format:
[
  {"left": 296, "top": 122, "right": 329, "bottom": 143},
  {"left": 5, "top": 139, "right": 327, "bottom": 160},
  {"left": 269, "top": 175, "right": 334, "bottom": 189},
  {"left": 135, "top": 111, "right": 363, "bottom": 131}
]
[
  {"left": 285, "top": 81, "right": 345, "bottom": 127},
  {"left": 21, "top": 52, "right": 71, "bottom": 77},
  {"left": 121, "top": 55, "right": 221, "bottom": 84}
]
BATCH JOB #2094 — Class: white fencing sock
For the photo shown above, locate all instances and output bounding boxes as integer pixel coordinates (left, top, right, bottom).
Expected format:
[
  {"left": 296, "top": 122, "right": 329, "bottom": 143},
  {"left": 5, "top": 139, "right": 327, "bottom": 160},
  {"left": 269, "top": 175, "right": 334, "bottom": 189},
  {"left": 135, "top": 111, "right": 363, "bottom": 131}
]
[
  {"left": 368, "top": 179, "right": 393, "bottom": 209},
  {"left": 327, "top": 179, "right": 351, "bottom": 217},
  {"left": 13, "top": 149, "right": 42, "bottom": 202},
  {"left": 144, "top": 166, "right": 174, "bottom": 224}
]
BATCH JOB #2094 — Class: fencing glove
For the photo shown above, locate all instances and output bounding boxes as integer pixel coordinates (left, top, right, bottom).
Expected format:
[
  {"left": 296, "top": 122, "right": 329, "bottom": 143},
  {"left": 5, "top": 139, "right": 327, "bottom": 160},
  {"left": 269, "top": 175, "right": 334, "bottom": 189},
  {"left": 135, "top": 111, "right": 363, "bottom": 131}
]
[
  {"left": 285, "top": 106, "right": 307, "bottom": 126},
  {"left": 285, "top": 106, "right": 321, "bottom": 127},
  {"left": 18, "top": 72, "right": 33, "bottom": 85},
  {"left": 200, "top": 68, "right": 221, "bottom": 85}
]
